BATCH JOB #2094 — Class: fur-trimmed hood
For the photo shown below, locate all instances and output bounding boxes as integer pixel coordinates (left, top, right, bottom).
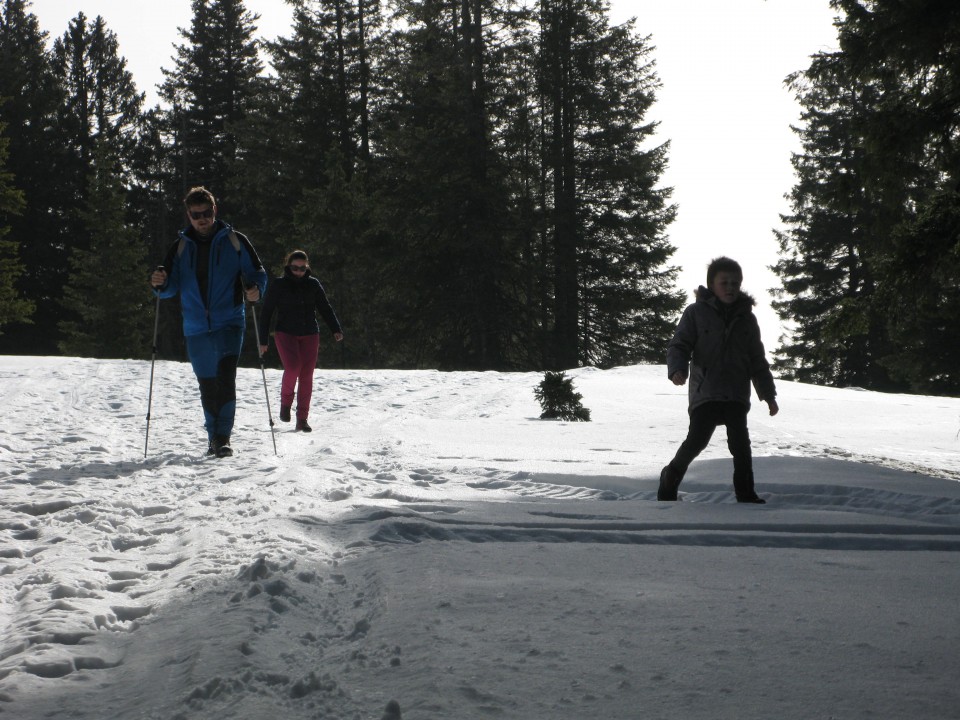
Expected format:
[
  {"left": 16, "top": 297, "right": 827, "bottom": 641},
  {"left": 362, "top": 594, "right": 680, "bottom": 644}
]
[{"left": 694, "top": 285, "right": 758, "bottom": 308}]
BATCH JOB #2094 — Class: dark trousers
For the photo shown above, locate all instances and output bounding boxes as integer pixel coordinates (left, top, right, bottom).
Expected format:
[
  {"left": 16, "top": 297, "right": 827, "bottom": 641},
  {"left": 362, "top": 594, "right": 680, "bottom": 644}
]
[
  {"left": 185, "top": 326, "right": 244, "bottom": 441},
  {"left": 669, "top": 401, "right": 756, "bottom": 497}
]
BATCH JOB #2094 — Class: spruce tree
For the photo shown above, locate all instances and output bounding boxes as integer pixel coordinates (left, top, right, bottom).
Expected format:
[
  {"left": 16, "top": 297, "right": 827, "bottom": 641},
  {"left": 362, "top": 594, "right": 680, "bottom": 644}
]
[
  {"left": 0, "top": 0, "right": 71, "bottom": 353},
  {"left": 774, "top": 0, "right": 960, "bottom": 394},
  {"left": 59, "top": 141, "right": 149, "bottom": 358},
  {"left": 52, "top": 13, "right": 145, "bottom": 186},
  {"left": 160, "top": 0, "right": 263, "bottom": 198},
  {"left": 0, "top": 121, "right": 32, "bottom": 332},
  {"left": 536, "top": 0, "right": 682, "bottom": 369},
  {"left": 370, "top": 0, "right": 518, "bottom": 369}
]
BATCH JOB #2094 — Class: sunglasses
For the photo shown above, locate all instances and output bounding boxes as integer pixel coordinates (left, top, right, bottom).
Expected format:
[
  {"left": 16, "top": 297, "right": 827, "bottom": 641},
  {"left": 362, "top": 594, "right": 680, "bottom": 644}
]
[
  {"left": 289, "top": 264, "right": 308, "bottom": 272},
  {"left": 188, "top": 208, "right": 215, "bottom": 220}
]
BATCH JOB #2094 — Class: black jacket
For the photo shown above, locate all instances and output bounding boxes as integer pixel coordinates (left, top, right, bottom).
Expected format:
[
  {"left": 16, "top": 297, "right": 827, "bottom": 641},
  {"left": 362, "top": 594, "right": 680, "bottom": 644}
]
[
  {"left": 259, "top": 267, "right": 342, "bottom": 338},
  {"left": 666, "top": 286, "right": 776, "bottom": 411}
]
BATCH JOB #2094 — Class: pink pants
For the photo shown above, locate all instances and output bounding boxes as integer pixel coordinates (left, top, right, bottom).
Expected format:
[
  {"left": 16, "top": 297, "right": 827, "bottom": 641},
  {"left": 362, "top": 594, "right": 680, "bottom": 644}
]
[{"left": 274, "top": 332, "right": 320, "bottom": 420}]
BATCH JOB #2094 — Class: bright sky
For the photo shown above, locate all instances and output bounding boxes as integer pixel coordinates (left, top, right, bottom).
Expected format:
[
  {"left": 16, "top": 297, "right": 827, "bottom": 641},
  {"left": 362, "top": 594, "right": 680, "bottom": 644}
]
[{"left": 35, "top": 0, "right": 839, "bottom": 349}]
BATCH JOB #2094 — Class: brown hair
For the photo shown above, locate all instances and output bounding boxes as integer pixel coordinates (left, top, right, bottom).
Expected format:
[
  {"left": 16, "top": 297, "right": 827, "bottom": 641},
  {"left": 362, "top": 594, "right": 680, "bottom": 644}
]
[
  {"left": 706, "top": 256, "right": 743, "bottom": 286},
  {"left": 184, "top": 186, "right": 216, "bottom": 207},
  {"left": 285, "top": 250, "right": 309, "bottom": 266}
]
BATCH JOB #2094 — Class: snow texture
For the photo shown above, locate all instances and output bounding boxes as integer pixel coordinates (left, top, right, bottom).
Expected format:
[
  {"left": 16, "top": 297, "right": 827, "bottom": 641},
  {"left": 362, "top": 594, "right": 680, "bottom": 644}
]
[{"left": 1, "top": 356, "right": 959, "bottom": 719}]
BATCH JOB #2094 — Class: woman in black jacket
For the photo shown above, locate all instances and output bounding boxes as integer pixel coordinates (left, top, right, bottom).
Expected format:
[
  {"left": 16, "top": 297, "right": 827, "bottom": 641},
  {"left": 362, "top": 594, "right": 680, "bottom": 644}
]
[{"left": 259, "top": 250, "right": 343, "bottom": 432}]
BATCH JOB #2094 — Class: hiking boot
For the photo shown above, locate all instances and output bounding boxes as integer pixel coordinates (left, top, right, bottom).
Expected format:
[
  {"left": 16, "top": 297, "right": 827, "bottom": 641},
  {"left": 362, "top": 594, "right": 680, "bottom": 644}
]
[
  {"left": 279, "top": 405, "right": 291, "bottom": 423},
  {"left": 733, "top": 471, "right": 763, "bottom": 503},
  {"left": 213, "top": 435, "right": 233, "bottom": 457},
  {"left": 295, "top": 419, "right": 312, "bottom": 432},
  {"left": 657, "top": 464, "right": 681, "bottom": 501},
  {"left": 206, "top": 441, "right": 216, "bottom": 456}
]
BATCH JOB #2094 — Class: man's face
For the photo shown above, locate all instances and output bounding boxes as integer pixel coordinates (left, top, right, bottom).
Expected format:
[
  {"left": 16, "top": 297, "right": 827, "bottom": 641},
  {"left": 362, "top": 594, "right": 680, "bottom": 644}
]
[
  {"left": 187, "top": 203, "right": 216, "bottom": 235},
  {"left": 710, "top": 271, "right": 742, "bottom": 305}
]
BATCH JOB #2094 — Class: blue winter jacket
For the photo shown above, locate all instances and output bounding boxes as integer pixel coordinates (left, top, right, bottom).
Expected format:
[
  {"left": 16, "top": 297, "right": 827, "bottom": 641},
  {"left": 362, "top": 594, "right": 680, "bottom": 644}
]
[{"left": 156, "top": 221, "right": 268, "bottom": 337}]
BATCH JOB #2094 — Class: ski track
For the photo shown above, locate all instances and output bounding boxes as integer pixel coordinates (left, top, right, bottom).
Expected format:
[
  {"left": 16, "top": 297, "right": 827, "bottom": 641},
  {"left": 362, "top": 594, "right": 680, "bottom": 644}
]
[{"left": 1, "top": 357, "right": 959, "bottom": 718}]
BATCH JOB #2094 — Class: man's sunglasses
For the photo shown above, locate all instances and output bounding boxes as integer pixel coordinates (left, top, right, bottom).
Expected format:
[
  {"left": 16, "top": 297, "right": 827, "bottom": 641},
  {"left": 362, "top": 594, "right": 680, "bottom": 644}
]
[{"left": 188, "top": 208, "right": 215, "bottom": 220}]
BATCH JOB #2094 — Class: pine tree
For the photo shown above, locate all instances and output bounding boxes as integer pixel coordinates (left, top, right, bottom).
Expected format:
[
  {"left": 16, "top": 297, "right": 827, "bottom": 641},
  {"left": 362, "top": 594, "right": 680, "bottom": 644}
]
[
  {"left": 160, "top": 0, "right": 263, "bottom": 197},
  {"left": 0, "top": 0, "right": 71, "bottom": 353},
  {"left": 534, "top": 370, "right": 590, "bottom": 421},
  {"left": 370, "top": 0, "right": 519, "bottom": 369},
  {"left": 0, "top": 120, "right": 32, "bottom": 332},
  {"left": 58, "top": 141, "right": 149, "bottom": 358},
  {"left": 773, "top": 51, "right": 897, "bottom": 389},
  {"left": 773, "top": 0, "right": 960, "bottom": 394},
  {"left": 52, "top": 13, "right": 145, "bottom": 187},
  {"left": 536, "top": 0, "right": 681, "bottom": 369}
]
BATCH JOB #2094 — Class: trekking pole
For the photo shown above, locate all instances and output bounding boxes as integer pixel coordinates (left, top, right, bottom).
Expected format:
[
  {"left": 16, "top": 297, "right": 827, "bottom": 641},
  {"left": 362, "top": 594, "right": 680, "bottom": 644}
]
[
  {"left": 144, "top": 266, "right": 164, "bottom": 458},
  {"left": 247, "top": 288, "right": 278, "bottom": 455}
]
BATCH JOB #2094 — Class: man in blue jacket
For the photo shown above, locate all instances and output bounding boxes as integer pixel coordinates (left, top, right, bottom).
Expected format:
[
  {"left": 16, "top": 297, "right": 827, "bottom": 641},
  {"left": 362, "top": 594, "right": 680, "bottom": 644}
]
[{"left": 149, "top": 187, "right": 267, "bottom": 457}]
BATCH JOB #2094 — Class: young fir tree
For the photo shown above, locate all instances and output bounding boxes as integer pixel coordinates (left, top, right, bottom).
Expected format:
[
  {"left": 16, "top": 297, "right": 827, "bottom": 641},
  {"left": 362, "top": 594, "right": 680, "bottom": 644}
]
[
  {"left": 0, "top": 121, "right": 32, "bottom": 333},
  {"left": 534, "top": 370, "right": 590, "bottom": 421}
]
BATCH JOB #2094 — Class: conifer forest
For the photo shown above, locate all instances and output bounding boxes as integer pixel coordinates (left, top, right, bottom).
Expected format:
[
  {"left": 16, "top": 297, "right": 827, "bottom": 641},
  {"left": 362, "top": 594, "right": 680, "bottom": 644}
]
[{"left": 0, "top": 0, "right": 957, "bottom": 395}]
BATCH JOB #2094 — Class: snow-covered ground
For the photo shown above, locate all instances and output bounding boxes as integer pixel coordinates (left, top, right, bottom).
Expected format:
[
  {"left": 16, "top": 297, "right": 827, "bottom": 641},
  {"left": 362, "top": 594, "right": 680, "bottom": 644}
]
[{"left": 1, "top": 356, "right": 959, "bottom": 719}]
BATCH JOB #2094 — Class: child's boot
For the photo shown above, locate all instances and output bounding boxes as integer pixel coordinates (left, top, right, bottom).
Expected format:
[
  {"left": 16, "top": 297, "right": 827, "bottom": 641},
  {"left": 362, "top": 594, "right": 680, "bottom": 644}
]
[
  {"left": 734, "top": 470, "right": 766, "bottom": 503},
  {"left": 657, "top": 464, "right": 682, "bottom": 501}
]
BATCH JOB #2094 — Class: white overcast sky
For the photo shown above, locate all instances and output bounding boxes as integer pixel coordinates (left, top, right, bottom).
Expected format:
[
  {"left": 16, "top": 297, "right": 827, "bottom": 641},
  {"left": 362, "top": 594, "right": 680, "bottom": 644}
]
[{"left": 35, "top": 0, "right": 839, "bottom": 348}]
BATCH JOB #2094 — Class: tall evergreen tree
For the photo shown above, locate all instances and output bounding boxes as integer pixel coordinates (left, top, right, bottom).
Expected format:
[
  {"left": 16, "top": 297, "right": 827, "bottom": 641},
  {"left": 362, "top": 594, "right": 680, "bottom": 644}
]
[
  {"left": 370, "top": 0, "right": 519, "bottom": 368},
  {"left": 773, "top": 51, "right": 897, "bottom": 389},
  {"left": 231, "top": 0, "right": 385, "bottom": 367},
  {"left": 52, "top": 13, "right": 144, "bottom": 187},
  {"left": 0, "top": 120, "right": 32, "bottom": 332},
  {"left": 160, "top": 0, "right": 263, "bottom": 199},
  {"left": 774, "top": 0, "right": 960, "bottom": 394},
  {"left": 0, "top": 0, "right": 71, "bottom": 353},
  {"left": 831, "top": 0, "right": 960, "bottom": 394},
  {"left": 536, "top": 0, "right": 681, "bottom": 369},
  {"left": 58, "top": 141, "right": 149, "bottom": 358}
]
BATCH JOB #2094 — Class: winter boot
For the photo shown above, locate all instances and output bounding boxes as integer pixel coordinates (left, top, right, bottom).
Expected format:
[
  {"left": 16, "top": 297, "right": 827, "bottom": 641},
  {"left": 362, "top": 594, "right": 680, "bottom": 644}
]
[
  {"left": 279, "top": 405, "right": 291, "bottom": 423},
  {"left": 734, "top": 470, "right": 765, "bottom": 503},
  {"left": 295, "top": 418, "right": 312, "bottom": 432},
  {"left": 657, "top": 464, "right": 682, "bottom": 501},
  {"left": 213, "top": 435, "right": 233, "bottom": 458}
]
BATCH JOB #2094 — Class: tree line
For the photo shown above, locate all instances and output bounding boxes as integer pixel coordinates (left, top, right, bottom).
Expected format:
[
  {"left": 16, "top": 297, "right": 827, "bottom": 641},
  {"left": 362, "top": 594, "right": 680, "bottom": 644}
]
[
  {"left": 2, "top": 0, "right": 957, "bottom": 395},
  {"left": 0, "top": 0, "right": 683, "bottom": 371},
  {"left": 773, "top": 0, "right": 960, "bottom": 396}
]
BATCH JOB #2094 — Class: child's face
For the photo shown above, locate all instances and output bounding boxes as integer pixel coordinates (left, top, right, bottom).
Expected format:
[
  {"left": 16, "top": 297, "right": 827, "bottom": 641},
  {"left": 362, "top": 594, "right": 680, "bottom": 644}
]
[{"left": 710, "top": 271, "right": 742, "bottom": 304}]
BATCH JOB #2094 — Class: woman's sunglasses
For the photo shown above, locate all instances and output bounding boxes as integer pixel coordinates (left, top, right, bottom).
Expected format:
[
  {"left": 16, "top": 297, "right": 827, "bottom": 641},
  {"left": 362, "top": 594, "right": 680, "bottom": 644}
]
[{"left": 289, "top": 264, "right": 308, "bottom": 273}]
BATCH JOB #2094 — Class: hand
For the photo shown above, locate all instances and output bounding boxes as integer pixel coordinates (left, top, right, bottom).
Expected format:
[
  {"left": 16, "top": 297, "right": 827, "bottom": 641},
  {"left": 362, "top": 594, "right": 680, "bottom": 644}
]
[
  {"left": 150, "top": 269, "right": 167, "bottom": 288},
  {"left": 259, "top": 344, "right": 268, "bottom": 356},
  {"left": 333, "top": 332, "right": 344, "bottom": 342},
  {"left": 244, "top": 285, "right": 260, "bottom": 302},
  {"left": 767, "top": 399, "right": 779, "bottom": 416},
  {"left": 670, "top": 371, "right": 687, "bottom": 386}
]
